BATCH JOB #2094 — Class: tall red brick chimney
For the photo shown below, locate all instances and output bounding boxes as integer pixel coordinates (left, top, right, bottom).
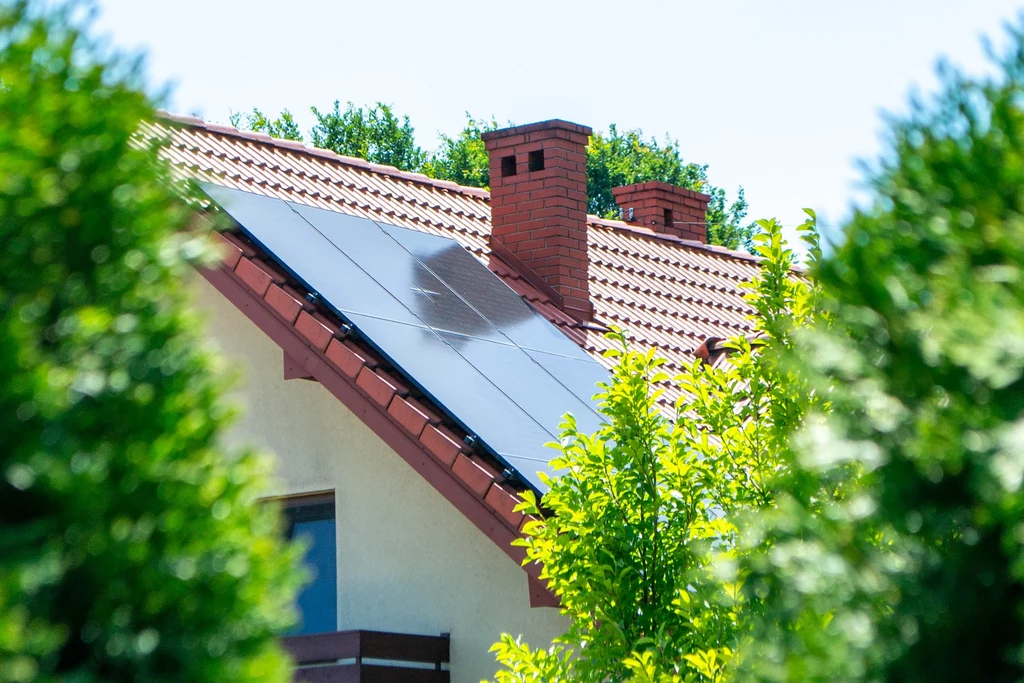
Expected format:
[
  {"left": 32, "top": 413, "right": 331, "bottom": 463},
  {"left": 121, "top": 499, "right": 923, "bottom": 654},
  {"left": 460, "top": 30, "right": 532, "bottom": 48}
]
[
  {"left": 612, "top": 181, "right": 710, "bottom": 243},
  {"left": 483, "top": 120, "right": 593, "bottom": 320}
]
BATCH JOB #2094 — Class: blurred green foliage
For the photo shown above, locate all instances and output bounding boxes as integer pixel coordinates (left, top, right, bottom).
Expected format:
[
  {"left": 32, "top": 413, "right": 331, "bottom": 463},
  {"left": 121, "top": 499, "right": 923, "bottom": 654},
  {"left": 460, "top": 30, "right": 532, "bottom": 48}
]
[
  {"left": 736, "top": 24, "right": 1024, "bottom": 683},
  {"left": 0, "top": 3, "right": 302, "bottom": 681},
  {"left": 487, "top": 218, "right": 822, "bottom": 683}
]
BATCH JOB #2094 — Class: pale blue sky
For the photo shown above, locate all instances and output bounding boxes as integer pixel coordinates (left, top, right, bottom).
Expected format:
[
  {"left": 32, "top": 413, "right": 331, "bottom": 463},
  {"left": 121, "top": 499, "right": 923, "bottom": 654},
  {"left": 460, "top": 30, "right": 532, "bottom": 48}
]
[{"left": 95, "top": 0, "right": 1021, "bottom": 243}]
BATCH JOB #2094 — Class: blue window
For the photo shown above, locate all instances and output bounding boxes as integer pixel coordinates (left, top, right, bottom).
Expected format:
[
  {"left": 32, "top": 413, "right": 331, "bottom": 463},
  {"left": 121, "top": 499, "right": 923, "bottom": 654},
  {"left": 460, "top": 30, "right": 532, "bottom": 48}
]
[{"left": 283, "top": 495, "right": 337, "bottom": 635}]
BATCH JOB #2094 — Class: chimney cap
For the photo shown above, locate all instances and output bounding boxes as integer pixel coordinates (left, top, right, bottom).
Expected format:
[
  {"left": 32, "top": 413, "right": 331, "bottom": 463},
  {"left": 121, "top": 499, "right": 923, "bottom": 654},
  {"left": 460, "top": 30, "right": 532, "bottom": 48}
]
[
  {"left": 612, "top": 181, "right": 711, "bottom": 204},
  {"left": 482, "top": 119, "right": 592, "bottom": 144}
]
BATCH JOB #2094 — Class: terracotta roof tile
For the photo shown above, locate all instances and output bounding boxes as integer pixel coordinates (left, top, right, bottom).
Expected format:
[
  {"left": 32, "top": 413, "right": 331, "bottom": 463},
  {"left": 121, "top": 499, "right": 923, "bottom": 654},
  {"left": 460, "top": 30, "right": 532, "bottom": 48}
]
[
  {"left": 486, "top": 483, "right": 526, "bottom": 529},
  {"left": 388, "top": 395, "right": 431, "bottom": 438},
  {"left": 405, "top": 396, "right": 442, "bottom": 426},
  {"left": 234, "top": 256, "right": 275, "bottom": 296},
  {"left": 356, "top": 366, "right": 398, "bottom": 407},
  {"left": 213, "top": 231, "right": 245, "bottom": 269},
  {"left": 452, "top": 453, "right": 496, "bottom": 496},
  {"left": 421, "top": 424, "right": 463, "bottom": 466},
  {"left": 325, "top": 338, "right": 366, "bottom": 379},
  {"left": 265, "top": 284, "right": 308, "bottom": 324}
]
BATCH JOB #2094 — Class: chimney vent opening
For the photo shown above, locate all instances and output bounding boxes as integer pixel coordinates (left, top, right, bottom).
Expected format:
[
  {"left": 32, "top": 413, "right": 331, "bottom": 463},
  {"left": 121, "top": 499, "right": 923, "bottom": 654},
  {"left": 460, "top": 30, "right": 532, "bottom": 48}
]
[
  {"left": 501, "top": 155, "right": 517, "bottom": 177},
  {"left": 528, "top": 149, "right": 545, "bottom": 172},
  {"left": 663, "top": 207, "right": 673, "bottom": 229}
]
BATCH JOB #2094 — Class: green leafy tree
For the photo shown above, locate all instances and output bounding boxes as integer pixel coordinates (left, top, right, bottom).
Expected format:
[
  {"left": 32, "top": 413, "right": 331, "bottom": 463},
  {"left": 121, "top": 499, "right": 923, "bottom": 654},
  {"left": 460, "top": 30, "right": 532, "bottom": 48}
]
[
  {"left": 738, "top": 26, "right": 1024, "bottom": 683},
  {"left": 587, "top": 126, "right": 755, "bottom": 250},
  {"left": 422, "top": 113, "right": 500, "bottom": 188},
  {"left": 228, "top": 108, "right": 303, "bottom": 142},
  {"left": 489, "top": 217, "right": 823, "bottom": 683},
  {"left": 309, "top": 100, "right": 426, "bottom": 170},
  {"left": 0, "top": 3, "right": 301, "bottom": 682}
]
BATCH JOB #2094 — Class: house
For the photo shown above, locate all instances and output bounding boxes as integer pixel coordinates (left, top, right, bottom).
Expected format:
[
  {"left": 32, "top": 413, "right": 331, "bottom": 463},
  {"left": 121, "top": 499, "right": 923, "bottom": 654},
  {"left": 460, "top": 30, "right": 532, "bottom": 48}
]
[{"left": 153, "top": 113, "right": 762, "bottom": 683}]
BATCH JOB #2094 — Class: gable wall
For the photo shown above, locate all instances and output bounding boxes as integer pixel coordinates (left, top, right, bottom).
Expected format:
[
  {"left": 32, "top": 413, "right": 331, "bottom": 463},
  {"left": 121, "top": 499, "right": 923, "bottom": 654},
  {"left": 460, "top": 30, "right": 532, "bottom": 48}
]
[{"left": 192, "top": 276, "right": 566, "bottom": 683}]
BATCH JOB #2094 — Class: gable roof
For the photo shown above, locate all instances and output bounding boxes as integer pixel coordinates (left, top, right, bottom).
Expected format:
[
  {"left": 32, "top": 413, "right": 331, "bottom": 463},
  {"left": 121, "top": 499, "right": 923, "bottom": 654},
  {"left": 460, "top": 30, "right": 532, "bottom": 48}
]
[
  {"left": 152, "top": 112, "right": 764, "bottom": 591},
  {"left": 151, "top": 113, "right": 762, "bottom": 411}
]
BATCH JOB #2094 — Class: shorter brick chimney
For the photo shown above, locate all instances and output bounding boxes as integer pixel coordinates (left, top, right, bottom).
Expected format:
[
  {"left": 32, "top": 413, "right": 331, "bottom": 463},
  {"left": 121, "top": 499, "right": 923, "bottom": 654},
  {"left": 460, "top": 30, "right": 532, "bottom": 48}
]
[
  {"left": 612, "top": 181, "right": 710, "bottom": 243},
  {"left": 483, "top": 120, "right": 592, "bottom": 319}
]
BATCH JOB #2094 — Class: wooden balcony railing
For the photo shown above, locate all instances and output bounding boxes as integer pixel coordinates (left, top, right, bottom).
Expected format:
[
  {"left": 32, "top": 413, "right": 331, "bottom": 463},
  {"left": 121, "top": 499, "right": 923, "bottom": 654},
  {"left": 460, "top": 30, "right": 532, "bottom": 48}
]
[{"left": 283, "top": 630, "right": 450, "bottom": 682}]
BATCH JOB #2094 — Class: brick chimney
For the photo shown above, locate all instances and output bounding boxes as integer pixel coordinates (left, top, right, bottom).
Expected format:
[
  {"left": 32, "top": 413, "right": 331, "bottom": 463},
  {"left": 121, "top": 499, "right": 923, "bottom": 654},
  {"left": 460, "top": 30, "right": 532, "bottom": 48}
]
[
  {"left": 483, "top": 120, "right": 592, "bottom": 320},
  {"left": 612, "top": 181, "right": 710, "bottom": 242}
]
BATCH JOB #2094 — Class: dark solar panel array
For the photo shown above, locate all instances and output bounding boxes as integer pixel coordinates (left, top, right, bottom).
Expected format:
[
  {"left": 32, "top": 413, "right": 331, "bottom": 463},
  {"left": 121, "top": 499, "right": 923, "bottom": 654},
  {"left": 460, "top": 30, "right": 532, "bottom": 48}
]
[{"left": 202, "top": 183, "right": 608, "bottom": 491}]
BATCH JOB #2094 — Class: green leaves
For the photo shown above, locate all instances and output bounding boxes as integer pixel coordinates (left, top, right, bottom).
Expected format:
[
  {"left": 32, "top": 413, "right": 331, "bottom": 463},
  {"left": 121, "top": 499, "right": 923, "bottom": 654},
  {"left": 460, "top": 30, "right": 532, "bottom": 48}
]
[
  {"left": 683, "top": 648, "right": 731, "bottom": 682},
  {"left": 586, "top": 124, "right": 703, "bottom": 218},
  {"left": 504, "top": 338, "right": 728, "bottom": 682},
  {"left": 309, "top": 100, "right": 426, "bottom": 171},
  {"left": 422, "top": 113, "right": 501, "bottom": 189},
  {"left": 490, "top": 635, "right": 575, "bottom": 683},
  {"left": 0, "top": 3, "right": 301, "bottom": 681},
  {"left": 486, "top": 219, "right": 820, "bottom": 683},
  {"left": 229, "top": 108, "right": 303, "bottom": 142}
]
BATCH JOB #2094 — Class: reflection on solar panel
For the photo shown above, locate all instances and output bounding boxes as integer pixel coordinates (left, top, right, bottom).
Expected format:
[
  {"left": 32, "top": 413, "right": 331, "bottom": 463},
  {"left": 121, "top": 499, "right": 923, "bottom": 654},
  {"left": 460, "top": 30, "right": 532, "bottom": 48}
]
[{"left": 202, "top": 183, "right": 608, "bottom": 491}]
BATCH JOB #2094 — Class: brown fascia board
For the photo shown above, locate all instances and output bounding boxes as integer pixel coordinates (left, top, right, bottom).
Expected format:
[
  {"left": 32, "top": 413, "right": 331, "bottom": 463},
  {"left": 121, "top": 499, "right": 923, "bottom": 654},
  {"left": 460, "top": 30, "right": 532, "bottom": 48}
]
[{"left": 199, "top": 262, "right": 545, "bottom": 584}]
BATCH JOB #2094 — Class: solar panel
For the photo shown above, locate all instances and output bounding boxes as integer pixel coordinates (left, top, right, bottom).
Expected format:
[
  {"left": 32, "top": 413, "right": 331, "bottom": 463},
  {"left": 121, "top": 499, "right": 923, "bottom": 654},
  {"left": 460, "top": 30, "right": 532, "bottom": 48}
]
[
  {"left": 438, "top": 332, "right": 603, "bottom": 437},
  {"left": 525, "top": 349, "right": 610, "bottom": 407},
  {"left": 287, "top": 202, "right": 505, "bottom": 340},
  {"left": 380, "top": 224, "right": 595, "bottom": 359},
  {"left": 202, "top": 183, "right": 609, "bottom": 491},
  {"left": 201, "top": 185, "right": 421, "bottom": 326}
]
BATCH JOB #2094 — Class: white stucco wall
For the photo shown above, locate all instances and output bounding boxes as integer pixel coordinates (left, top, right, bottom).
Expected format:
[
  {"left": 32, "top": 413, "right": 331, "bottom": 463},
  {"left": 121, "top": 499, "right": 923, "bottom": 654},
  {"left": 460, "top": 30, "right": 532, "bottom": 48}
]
[{"left": 192, "top": 277, "right": 566, "bottom": 683}]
